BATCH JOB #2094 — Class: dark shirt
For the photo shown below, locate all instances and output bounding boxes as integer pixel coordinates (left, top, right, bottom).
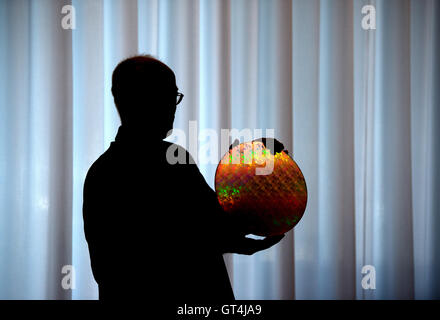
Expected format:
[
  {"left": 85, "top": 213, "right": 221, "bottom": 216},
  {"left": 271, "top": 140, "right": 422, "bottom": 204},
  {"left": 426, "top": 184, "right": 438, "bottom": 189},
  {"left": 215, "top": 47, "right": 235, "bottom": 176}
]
[{"left": 83, "top": 126, "right": 235, "bottom": 301}]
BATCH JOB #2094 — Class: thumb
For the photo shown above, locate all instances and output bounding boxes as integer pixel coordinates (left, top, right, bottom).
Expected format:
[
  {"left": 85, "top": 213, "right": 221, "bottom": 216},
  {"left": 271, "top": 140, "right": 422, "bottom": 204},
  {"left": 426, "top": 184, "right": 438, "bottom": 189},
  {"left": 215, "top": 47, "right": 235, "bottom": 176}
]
[{"left": 229, "top": 139, "right": 240, "bottom": 151}]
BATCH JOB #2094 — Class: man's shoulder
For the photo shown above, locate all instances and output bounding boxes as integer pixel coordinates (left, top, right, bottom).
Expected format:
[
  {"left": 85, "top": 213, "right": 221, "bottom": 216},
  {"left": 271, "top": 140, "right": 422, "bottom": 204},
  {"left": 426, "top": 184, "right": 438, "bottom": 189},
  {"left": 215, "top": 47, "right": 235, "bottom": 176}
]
[
  {"left": 84, "top": 141, "right": 199, "bottom": 184},
  {"left": 84, "top": 145, "right": 116, "bottom": 183},
  {"left": 161, "top": 141, "right": 197, "bottom": 165},
  {"left": 161, "top": 140, "right": 187, "bottom": 153}
]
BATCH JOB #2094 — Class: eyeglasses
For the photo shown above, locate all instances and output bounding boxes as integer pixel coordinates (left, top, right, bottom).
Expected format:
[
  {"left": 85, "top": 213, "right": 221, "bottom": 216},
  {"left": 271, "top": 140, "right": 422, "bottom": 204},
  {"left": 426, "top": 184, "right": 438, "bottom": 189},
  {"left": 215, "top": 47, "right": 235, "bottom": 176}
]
[{"left": 176, "top": 92, "right": 184, "bottom": 105}]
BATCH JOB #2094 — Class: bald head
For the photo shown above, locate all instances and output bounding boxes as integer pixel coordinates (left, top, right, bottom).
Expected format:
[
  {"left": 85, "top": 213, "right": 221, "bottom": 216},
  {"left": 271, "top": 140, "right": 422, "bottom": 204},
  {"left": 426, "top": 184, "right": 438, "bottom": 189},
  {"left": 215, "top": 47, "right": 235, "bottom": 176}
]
[{"left": 111, "top": 55, "right": 178, "bottom": 137}]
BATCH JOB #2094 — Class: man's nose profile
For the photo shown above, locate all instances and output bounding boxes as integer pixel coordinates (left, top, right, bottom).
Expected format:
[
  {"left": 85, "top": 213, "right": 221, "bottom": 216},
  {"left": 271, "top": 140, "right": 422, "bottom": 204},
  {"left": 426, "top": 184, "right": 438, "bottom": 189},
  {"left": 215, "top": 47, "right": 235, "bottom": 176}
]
[{"left": 82, "top": 54, "right": 283, "bottom": 301}]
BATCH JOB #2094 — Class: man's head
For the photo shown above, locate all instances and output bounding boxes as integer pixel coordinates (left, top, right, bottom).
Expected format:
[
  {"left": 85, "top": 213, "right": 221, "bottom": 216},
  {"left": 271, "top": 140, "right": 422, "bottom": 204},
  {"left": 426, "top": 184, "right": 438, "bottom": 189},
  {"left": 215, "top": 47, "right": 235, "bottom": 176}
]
[{"left": 111, "top": 55, "right": 179, "bottom": 138}]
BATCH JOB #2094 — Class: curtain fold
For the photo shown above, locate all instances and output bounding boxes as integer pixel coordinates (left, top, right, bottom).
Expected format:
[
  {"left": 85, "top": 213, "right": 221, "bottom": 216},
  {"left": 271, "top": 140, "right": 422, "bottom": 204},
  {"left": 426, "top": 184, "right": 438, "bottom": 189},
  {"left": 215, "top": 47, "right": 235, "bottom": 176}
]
[
  {"left": 317, "top": 0, "right": 356, "bottom": 299},
  {"left": 410, "top": 0, "right": 440, "bottom": 300},
  {"left": 0, "top": 0, "right": 439, "bottom": 299},
  {"left": 72, "top": 0, "right": 104, "bottom": 300},
  {"left": 0, "top": 0, "right": 73, "bottom": 299}
]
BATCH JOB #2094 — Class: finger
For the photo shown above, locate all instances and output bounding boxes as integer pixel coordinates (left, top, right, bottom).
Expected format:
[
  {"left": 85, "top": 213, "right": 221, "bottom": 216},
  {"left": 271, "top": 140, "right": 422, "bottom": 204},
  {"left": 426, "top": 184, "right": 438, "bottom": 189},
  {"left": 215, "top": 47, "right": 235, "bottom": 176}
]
[{"left": 229, "top": 139, "right": 240, "bottom": 151}]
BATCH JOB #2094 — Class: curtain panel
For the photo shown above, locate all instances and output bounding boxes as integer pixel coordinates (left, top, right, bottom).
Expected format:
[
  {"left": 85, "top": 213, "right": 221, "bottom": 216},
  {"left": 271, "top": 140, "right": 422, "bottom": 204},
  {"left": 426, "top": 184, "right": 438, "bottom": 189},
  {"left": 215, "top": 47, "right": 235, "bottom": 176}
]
[{"left": 0, "top": 0, "right": 438, "bottom": 299}]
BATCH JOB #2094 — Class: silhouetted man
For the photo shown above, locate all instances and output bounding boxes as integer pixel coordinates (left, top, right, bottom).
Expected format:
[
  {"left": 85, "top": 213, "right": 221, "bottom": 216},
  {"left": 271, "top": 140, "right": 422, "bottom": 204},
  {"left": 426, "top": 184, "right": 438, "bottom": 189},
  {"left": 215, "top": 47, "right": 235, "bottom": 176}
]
[{"left": 83, "top": 55, "right": 284, "bottom": 301}]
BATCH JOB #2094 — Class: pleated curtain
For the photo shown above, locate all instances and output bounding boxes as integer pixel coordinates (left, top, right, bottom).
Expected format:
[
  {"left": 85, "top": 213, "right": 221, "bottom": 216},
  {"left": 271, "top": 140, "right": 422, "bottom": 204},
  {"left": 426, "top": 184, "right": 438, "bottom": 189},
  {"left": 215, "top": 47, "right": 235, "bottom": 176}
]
[{"left": 0, "top": 0, "right": 438, "bottom": 299}]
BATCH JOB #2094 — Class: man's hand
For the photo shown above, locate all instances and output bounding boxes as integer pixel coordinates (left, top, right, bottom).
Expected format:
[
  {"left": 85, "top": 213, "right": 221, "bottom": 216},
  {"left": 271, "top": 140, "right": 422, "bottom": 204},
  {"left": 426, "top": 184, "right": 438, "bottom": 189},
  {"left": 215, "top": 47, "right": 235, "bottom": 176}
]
[{"left": 218, "top": 140, "right": 285, "bottom": 254}]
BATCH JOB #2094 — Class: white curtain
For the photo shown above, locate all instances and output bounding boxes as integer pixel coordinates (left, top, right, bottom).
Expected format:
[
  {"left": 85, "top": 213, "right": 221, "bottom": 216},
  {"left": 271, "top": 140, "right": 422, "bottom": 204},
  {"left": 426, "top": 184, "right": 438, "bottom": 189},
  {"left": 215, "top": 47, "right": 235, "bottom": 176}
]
[{"left": 0, "top": 0, "right": 439, "bottom": 300}]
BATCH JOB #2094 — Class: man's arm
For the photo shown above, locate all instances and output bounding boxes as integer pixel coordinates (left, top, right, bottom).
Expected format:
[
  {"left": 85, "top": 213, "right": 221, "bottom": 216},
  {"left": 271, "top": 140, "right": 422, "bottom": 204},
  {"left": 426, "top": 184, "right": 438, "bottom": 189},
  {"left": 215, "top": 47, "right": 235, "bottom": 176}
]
[
  {"left": 204, "top": 181, "right": 284, "bottom": 255},
  {"left": 82, "top": 165, "right": 104, "bottom": 284},
  {"left": 185, "top": 153, "right": 284, "bottom": 255}
]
